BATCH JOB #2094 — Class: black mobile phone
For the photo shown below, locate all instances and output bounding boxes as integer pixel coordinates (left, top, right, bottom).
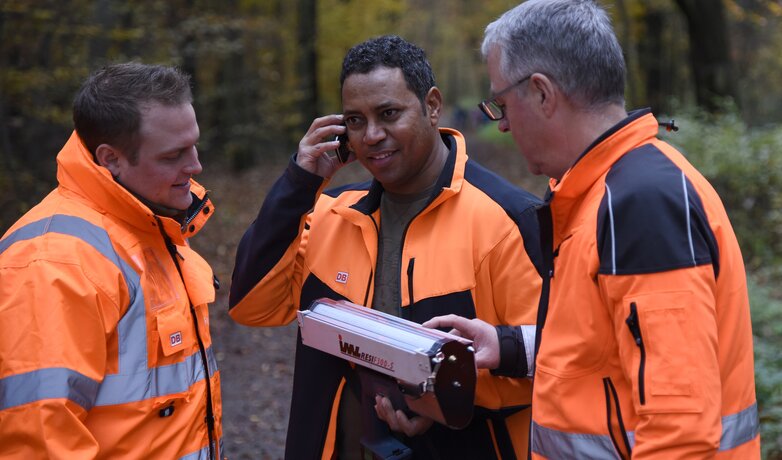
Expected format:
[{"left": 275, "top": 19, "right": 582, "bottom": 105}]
[{"left": 334, "top": 125, "right": 350, "bottom": 163}]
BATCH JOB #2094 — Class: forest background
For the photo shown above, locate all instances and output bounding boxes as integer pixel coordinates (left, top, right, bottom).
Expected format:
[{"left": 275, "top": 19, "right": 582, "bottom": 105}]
[{"left": 2, "top": 0, "right": 782, "bottom": 458}]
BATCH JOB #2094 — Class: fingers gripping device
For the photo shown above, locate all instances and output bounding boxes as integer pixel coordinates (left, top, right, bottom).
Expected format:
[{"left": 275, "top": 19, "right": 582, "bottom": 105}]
[{"left": 297, "top": 298, "right": 477, "bottom": 459}]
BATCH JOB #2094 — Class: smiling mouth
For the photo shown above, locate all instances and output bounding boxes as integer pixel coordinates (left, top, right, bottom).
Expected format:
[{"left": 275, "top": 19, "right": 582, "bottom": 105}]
[{"left": 368, "top": 150, "right": 396, "bottom": 160}]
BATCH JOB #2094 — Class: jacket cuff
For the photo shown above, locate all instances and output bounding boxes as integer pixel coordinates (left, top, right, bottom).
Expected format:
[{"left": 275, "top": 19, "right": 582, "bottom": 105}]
[
  {"left": 286, "top": 153, "right": 327, "bottom": 191},
  {"left": 490, "top": 325, "right": 529, "bottom": 377}
]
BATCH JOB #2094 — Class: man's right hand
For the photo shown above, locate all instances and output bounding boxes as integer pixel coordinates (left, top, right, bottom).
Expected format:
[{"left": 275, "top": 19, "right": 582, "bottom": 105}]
[
  {"left": 296, "top": 114, "right": 352, "bottom": 178},
  {"left": 423, "top": 314, "right": 500, "bottom": 370}
]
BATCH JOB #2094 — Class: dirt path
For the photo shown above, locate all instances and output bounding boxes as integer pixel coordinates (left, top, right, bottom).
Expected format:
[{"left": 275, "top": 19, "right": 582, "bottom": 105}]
[{"left": 211, "top": 292, "right": 296, "bottom": 459}]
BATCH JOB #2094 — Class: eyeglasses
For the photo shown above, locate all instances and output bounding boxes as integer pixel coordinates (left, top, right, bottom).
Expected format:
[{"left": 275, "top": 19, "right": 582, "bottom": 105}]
[{"left": 478, "top": 75, "right": 532, "bottom": 121}]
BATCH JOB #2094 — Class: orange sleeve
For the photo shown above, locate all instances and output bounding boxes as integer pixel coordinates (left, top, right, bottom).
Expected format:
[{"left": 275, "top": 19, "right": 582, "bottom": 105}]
[
  {"left": 599, "top": 265, "right": 722, "bottom": 458},
  {"left": 0, "top": 255, "right": 121, "bottom": 459}
]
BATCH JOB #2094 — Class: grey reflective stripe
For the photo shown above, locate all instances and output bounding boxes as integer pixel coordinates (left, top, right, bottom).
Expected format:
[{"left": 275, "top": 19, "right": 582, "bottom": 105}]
[
  {"left": 681, "top": 172, "right": 696, "bottom": 266},
  {"left": 1, "top": 214, "right": 217, "bottom": 409},
  {"left": 720, "top": 402, "right": 760, "bottom": 451},
  {"left": 95, "top": 346, "right": 217, "bottom": 406},
  {"left": 1, "top": 215, "right": 145, "bottom": 409},
  {"left": 605, "top": 183, "right": 617, "bottom": 275},
  {"left": 534, "top": 401, "right": 759, "bottom": 458},
  {"left": 179, "top": 445, "right": 210, "bottom": 460},
  {"left": 520, "top": 325, "right": 536, "bottom": 377},
  {"left": 178, "top": 439, "right": 224, "bottom": 460},
  {"left": 532, "top": 421, "right": 630, "bottom": 459},
  {"left": 0, "top": 367, "right": 100, "bottom": 412}
]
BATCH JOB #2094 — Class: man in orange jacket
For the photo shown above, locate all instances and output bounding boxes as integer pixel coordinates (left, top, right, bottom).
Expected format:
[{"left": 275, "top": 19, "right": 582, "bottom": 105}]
[
  {"left": 229, "top": 35, "right": 542, "bottom": 459},
  {"left": 0, "top": 63, "right": 223, "bottom": 459},
  {"left": 429, "top": 0, "right": 760, "bottom": 458}
]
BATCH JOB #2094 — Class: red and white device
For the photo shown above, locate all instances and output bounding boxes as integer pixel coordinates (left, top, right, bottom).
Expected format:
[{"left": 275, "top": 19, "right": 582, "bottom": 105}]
[{"left": 297, "top": 298, "right": 477, "bottom": 429}]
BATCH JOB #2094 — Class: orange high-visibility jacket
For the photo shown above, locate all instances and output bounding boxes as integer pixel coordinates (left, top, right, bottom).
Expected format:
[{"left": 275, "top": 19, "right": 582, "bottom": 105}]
[
  {"left": 531, "top": 110, "right": 759, "bottom": 459},
  {"left": 230, "top": 129, "right": 543, "bottom": 459},
  {"left": 0, "top": 132, "right": 223, "bottom": 459}
]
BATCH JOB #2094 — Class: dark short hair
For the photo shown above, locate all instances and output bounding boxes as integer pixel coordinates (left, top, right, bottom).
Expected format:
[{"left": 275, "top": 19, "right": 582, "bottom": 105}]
[
  {"left": 73, "top": 62, "right": 193, "bottom": 163},
  {"left": 340, "top": 35, "right": 435, "bottom": 111}
]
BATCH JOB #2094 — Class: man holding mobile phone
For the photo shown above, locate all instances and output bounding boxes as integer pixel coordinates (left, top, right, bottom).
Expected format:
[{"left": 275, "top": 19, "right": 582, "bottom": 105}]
[{"left": 229, "top": 35, "right": 543, "bottom": 459}]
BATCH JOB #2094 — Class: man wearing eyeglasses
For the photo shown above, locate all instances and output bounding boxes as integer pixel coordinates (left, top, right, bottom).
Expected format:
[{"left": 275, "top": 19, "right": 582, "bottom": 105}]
[
  {"left": 229, "top": 35, "right": 543, "bottom": 459},
  {"left": 428, "top": 0, "right": 760, "bottom": 458}
]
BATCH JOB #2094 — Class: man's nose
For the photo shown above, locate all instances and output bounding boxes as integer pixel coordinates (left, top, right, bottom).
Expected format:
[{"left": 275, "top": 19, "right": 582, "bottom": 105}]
[
  {"left": 363, "top": 120, "right": 386, "bottom": 145},
  {"left": 184, "top": 148, "right": 203, "bottom": 175}
]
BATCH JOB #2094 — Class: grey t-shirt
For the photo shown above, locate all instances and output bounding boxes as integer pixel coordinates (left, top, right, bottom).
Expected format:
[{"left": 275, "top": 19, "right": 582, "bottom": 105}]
[
  {"left": 372, "top": 187, "right": 433, "bottom": 316},
  {"left": 336, "top": 186, "right": 434, "bottom": 459}
]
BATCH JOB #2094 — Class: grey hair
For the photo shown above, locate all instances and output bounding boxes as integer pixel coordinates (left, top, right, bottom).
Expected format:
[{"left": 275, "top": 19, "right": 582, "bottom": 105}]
[{"left": 481, "top": 0, "right": 625, "bottom": 109}]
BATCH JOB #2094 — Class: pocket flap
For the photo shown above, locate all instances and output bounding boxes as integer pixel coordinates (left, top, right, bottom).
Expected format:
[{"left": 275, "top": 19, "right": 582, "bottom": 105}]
[{"left": 156, "top": 307, "right": 193, "bottom": 356}]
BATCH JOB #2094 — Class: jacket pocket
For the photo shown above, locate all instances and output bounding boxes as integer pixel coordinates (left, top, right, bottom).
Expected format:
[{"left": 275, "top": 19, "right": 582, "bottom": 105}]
[
  {"left": 603, "top": 377, "right": 633, "bottom": 460},
  {"left": 622, "top": 293, "right": 700, "bottom": 414},
  {"left": 156, "top": 306, "right": 194, "bottom": 356},
  {"left": 625, "top": 302, "right": 646, "bottom": 405}
]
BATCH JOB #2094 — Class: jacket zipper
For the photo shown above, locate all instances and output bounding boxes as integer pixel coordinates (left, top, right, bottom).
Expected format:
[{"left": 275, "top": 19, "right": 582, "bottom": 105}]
[
  {"left": 625, "top": 302, "right": 646, "bottom": 405},
  {"left": 398, "top": 204, "right": 427, "bottom": 319},
  {"left": 602, "top": 377, "right": 633, "bottom": 460},
  {"left": 362, "top": 269, "right": 373, "bottom": 306},
  {"left": 182, "top": 192, "right": 209, "bottom": 229},
  {"left": 363, "top": 215, "right": 380, "bottom": 306},
  {"left": 406, "top": 258, "right": 415, "bottom": 309},
  {"left": 157, "top": 218, "right": 216, "bottom": 460}
]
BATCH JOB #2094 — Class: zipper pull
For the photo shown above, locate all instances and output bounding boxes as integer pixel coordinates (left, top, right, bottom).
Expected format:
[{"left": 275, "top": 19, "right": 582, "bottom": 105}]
[
  {"left": 625, "top": 303, "right": 642, "bottom": 345},
  {"left": 625, "top": 302, "right": 647, "bottom": 405}
]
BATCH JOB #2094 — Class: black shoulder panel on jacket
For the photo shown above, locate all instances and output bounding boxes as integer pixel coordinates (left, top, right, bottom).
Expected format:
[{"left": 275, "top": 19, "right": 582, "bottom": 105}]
[
  {"left": 596, "top": 144, "right": 720, "bottom": 276},
  {"left": 323, "top": 179, "right": 373, "bottom": 198},
  {"left": 464, "top": 160, "right": 545, "bottom": 275}
]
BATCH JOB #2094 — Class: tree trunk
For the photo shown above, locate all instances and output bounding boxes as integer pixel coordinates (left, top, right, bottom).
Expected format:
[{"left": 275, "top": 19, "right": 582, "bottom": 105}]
[
  {"left": 297, "top": 0, "right": 318, "bottom": 130},
  {"left": 614, "top": 0, "right": 640, "bottom": 109},
  {"left": 673, "top": 0, "right": 739, "bottom": 112},
  {"left": 638, "top": 6, "right": 668, "bottom": 114}
]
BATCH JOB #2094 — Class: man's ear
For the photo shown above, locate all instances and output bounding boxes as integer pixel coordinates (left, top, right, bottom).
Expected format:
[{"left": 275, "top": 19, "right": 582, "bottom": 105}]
[
  {"left": 425, "top": 86, "right": 443, "bottom": 126},
  {"left": 94, "top": 144, "right": 123, "bottom": 177},
  {"left": 531, "top": 73, "right": 558, "bottom": 118}
]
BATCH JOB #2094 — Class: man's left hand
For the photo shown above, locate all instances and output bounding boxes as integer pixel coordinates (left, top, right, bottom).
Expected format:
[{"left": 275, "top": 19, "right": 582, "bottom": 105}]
[{"left": 374, "top": 395, "right": 434, "bottom": 437}]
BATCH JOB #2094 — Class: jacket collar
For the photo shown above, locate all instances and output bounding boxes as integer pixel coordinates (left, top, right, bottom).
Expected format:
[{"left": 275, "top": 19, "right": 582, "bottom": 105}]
[
  {"left": 547, "top": 110, "right": 658, "bottom": 245},
  {"left": 55, "top": 131, "right": 213, "bottom": 244},
  {"left": 350, "top": 127, "right": 467, "bottom": 215},
  {"left": 550, "top": 109, "right": 657, "bottom": 200}
]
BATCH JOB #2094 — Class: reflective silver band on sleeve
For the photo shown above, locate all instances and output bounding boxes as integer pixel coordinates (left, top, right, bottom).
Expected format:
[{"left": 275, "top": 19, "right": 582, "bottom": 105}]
[
  {"left": 532, "top": 421, "right": 634, "bottom": 459},
  {"left": 719, "top": 402, "right": 760, "bottom": 451},
  {"left": 0, "top": 367, "right": 100, "bottom": 412},
  {"left": 520, "top": 325, "right": 536, "bottom": 378},
  {"left": 532, "top": 401, "right": 759, "bottom": 457}
]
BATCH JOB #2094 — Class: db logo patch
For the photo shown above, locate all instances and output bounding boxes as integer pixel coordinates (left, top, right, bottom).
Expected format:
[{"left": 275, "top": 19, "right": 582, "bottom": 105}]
[
  {"left": 170, "top": 331, "right": 183, "bottom": 347},
  {"left": 336, "top": 271, "right": 349, "bottom": 284}
]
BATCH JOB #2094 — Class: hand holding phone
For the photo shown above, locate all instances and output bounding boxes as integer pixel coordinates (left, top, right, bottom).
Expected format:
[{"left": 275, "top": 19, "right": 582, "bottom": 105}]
[{"left": 334, "top": 125, "right": 350, "bottom": 164}]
